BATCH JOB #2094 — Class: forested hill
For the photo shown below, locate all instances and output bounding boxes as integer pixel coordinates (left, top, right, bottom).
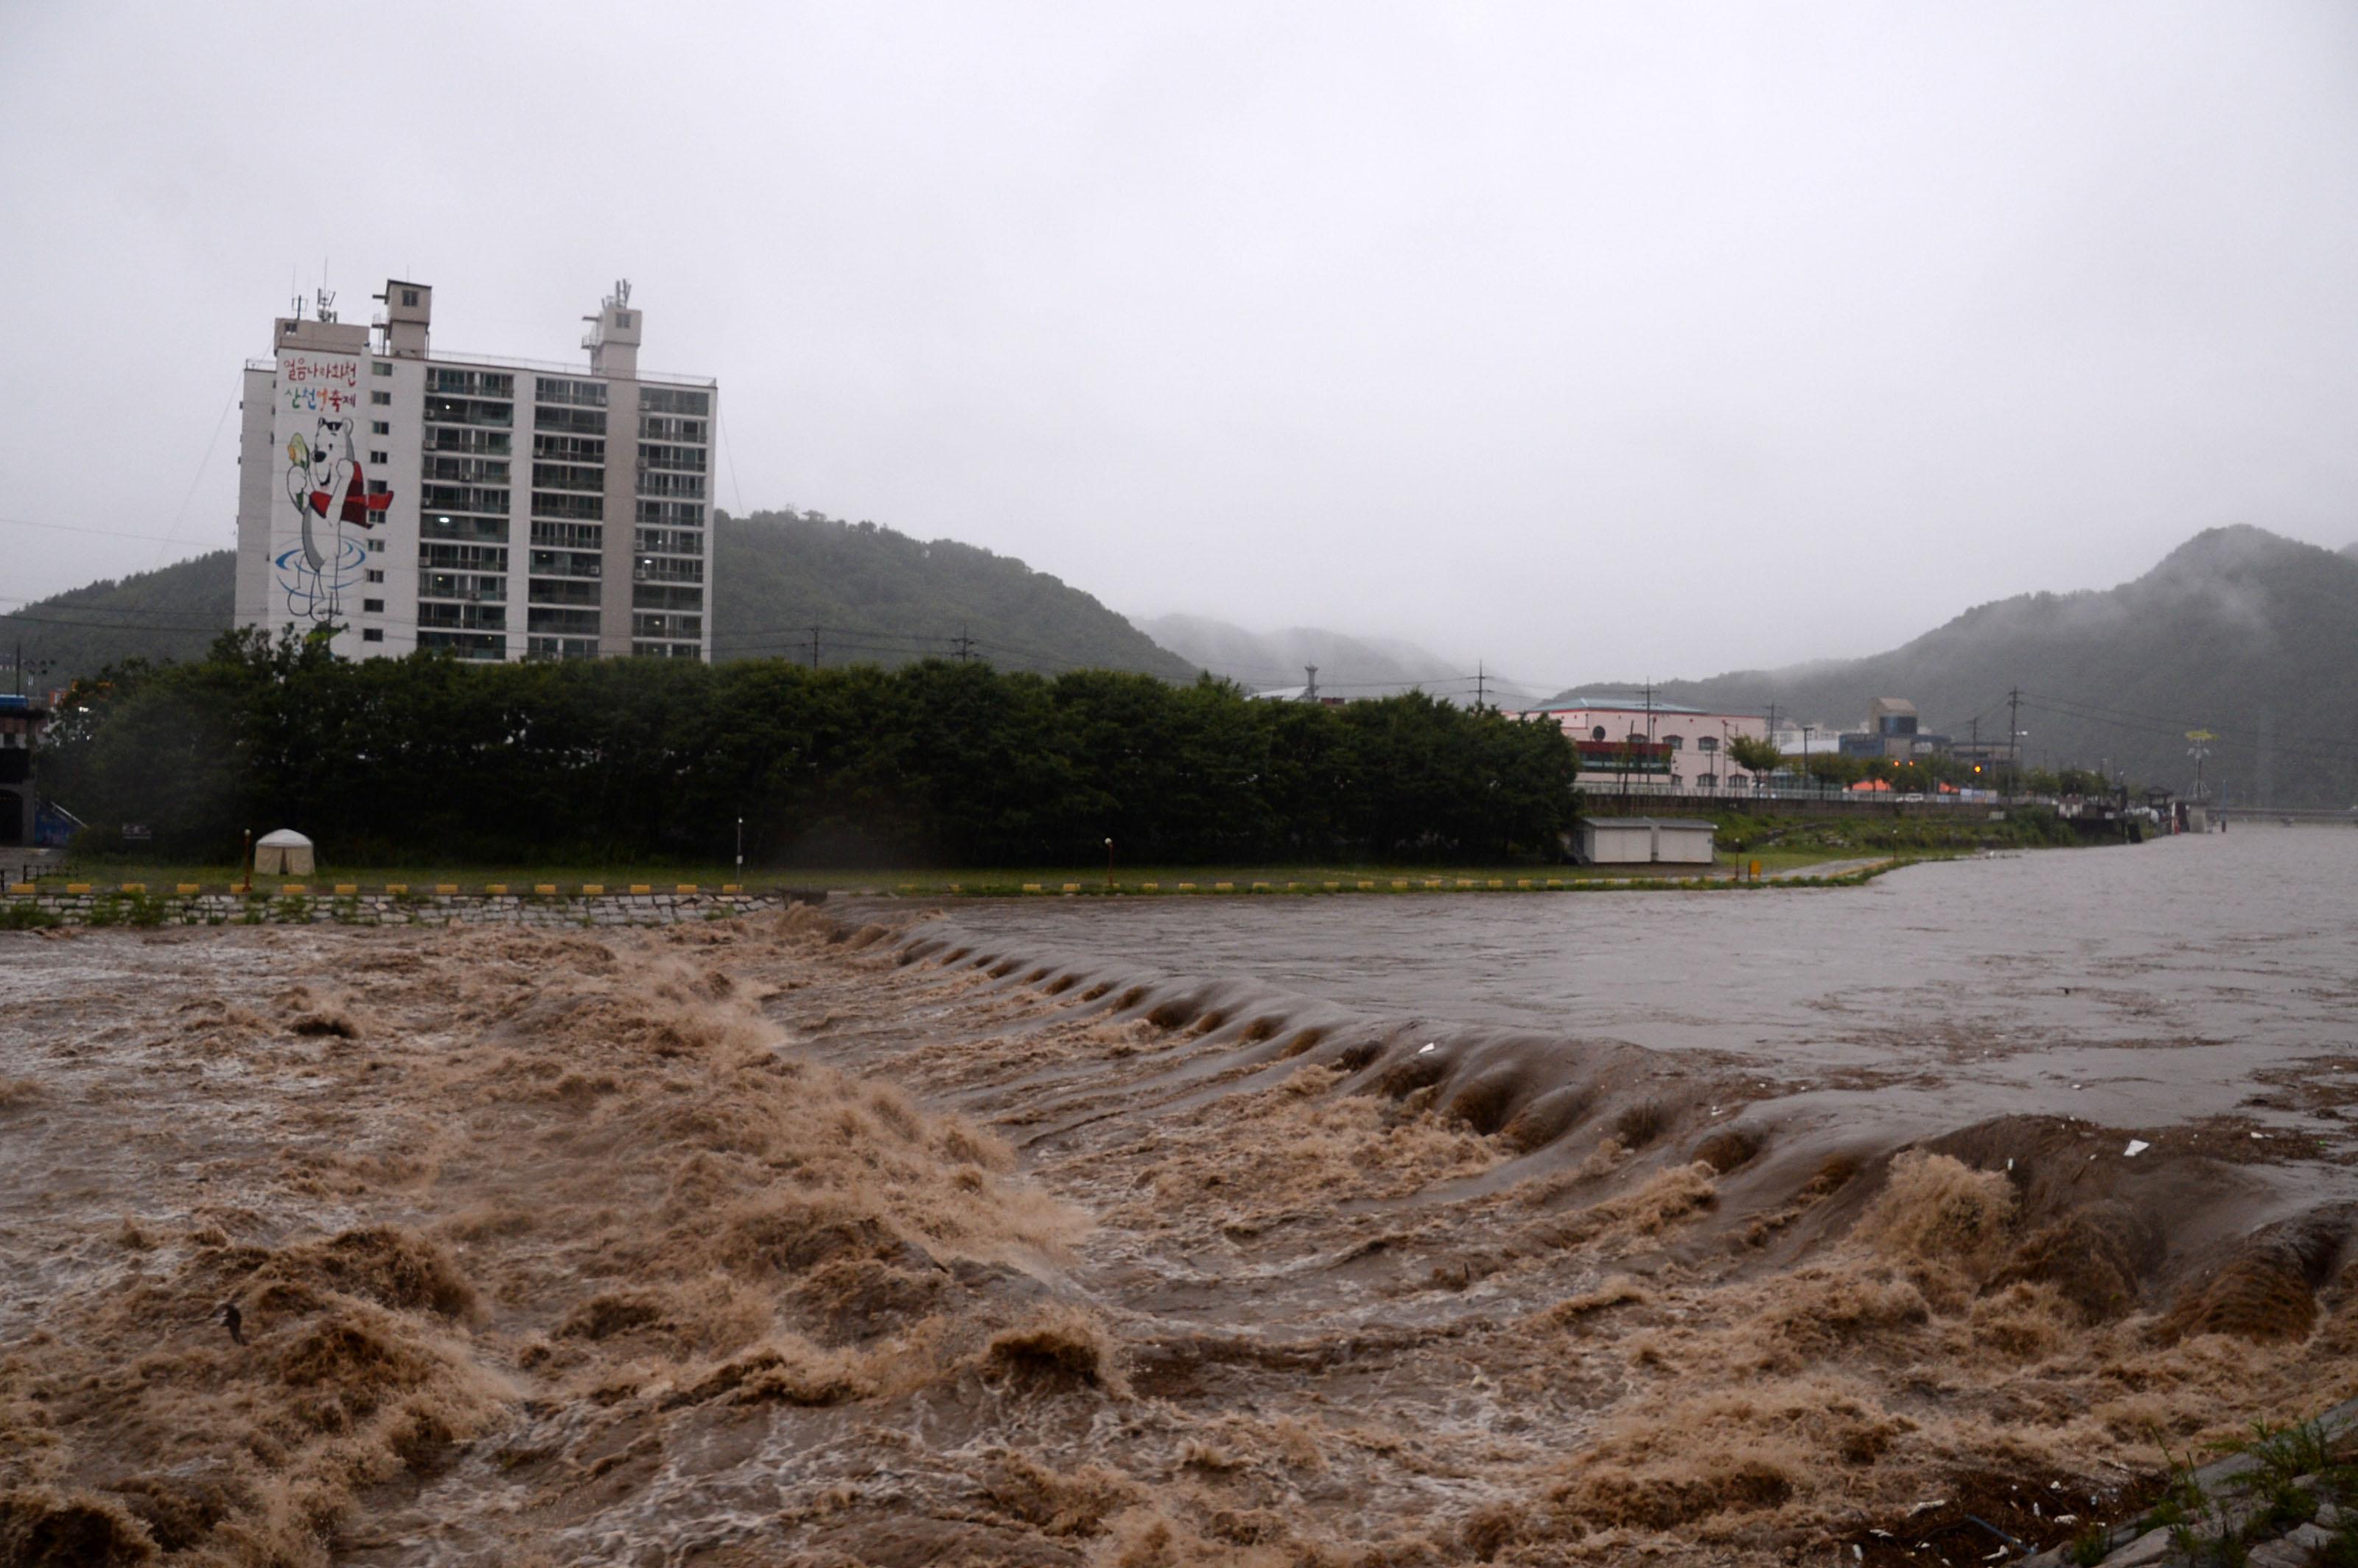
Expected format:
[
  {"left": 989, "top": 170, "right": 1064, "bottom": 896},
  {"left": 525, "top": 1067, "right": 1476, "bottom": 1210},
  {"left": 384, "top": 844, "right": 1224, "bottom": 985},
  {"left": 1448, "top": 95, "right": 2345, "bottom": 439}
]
[
  {"left": 1, "top": 550, "right": 237, "bottom": 684},
  {"left": 1650, "top": 526, "right": 2358, "bottom": 808},
  {"left": 4, "top": 511, "right": 1196, "bottom": 683},
  {"left": 710, "top": 511, "right": 1194, "bottom": 678}
]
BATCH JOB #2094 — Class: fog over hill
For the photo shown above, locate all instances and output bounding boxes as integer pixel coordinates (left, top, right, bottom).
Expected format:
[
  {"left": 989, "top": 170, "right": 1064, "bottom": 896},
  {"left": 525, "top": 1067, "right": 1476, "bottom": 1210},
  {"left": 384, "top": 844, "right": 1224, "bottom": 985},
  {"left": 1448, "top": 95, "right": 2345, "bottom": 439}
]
[
  {"left": 1137, "top": 613, "right": 1540, "bottom": 705},
  {"left": 1631, "top": 526, "right": 2358, "bottom": 808}
]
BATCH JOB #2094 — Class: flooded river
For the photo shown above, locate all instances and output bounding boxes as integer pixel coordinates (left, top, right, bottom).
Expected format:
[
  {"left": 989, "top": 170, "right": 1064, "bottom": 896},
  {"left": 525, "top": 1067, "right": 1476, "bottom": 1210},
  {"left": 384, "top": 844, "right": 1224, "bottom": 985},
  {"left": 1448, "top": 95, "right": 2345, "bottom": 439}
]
[
  {"left": 929, "top": 827, "right": 2358, "bottom": 1160},
  {"left": 1, "top": 833, "right": 2352, "bottom": 1565}
]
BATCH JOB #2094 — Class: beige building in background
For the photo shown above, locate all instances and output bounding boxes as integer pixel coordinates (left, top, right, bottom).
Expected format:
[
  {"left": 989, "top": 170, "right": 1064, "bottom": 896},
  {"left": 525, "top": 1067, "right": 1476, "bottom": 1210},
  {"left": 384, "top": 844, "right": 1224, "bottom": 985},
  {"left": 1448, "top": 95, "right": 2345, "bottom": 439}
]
[{"left": 234, "top": 279, "right": 716, "bottom": 663}]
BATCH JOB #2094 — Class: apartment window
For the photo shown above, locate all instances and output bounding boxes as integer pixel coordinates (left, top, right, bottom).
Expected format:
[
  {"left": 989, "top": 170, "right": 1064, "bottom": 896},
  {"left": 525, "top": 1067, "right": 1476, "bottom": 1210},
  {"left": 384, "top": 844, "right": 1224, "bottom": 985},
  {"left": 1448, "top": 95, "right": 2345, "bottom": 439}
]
[
  {"left": 532, "top": 461, "right": 605, "bottom": 493},
  {"left": 1698, "top": 735, "right": 1718, "bottom": 753},
  {"left": 427, "top": 368, "right": 515, "bottom": 399},
  {"left": 634, "top": 526, "right": 702, "bottom": 556},
  {"left": 420, "top": 572, "right": 507, "bottom": 603},
  {"left": 632, "top": 640, "right": 702, "bottom": 659},
  {"left": 640, "top": 415, "right": 706, "bottom": 444},
  {"left": 527, "top": 606, "right": 601, "bottom": 636},
  {"left": 528, "top": 578, "right": 601, "bottom": 606},
  {"left": 371, "top": 390, "right": 391, "bottom": 405},
  {"left": 417, "top": 630, "right": 504, "bottom": 659},
  {"left": 615, "top": 312, "right": 632, "bottom": 329},
  {"left": 1666, "top": 735, "right": 1682, "bottom": 752},
  {"left": 531, "top": 491, "right": 603, "bottom": 521},
  {"left": 640, "top": 385, "right": 710, "bottom": 416},
  {"left": 362, "top": 598, "right": 384, "bottom": 613},
  {"left": 420, "top": 542, "right": 508, "bottom": 573},
  {"left": 529, "top": 548, "right": 601, "bottom": 578},
  {"left": 371, "top": 421, "right": 390, "bottom": 435},
  {"left": 533, "top": 433, "right": 604, "bottom": 462},
  {"left": 420, "top": 514, "right": 509, "bottom": 543},
  {"left": 636, "top": 500, "right": 703, "bottom": 528},
  {"left": 367, "top": 480, "right": 388, "bottom": 494},
  {"left": 419, "top": 601, "right": 507, "bottom": 631},
  {"left": 372, "top": 362, "right": 392, "bottom": 377},
  {"left": 426, "top": 425, "right": 510, "bottom": 455},
  {"left": 535, "top": 377, "right": 607, "bottom": 408},
  {"left": 632, "top": 555, "right": 703, "bottom": 585},
  {"left": 424, "top": 455, "right": 510, "bottom": 485},
  {"left": 1698, "top": 772, "right": 1716, "bottom": 788},
  {"left": 365, "top": 568, "right": 383, "bottom": 584},
  {"left": 631, "top": 611, "right": 702, "bottom": 640},
  {"left": 529, "top": 521, "right": 601, "bottom": 550},
  {"left": 533, "top": 404, "right": 606, "bottom": 435},
  {"left": 369, "top": 449, "right": 388, "bottom": 465},
  {"left": 425, "top": 395, "right": 514, "bottom": 428},
  {"left": 637, "top": 441, "right": 707, "bottom": 474},
  {"left": 401, "top": 288, "right": 419, "bottom": 307},
  {"left": 636, "top": 470, "right": 704, "bottom": 500},
  {"left": 366, "top": 537, "right": 385, "bottom": 553},
  {"left": 362, "top": 629, "right": 384, "bottom": 643}
]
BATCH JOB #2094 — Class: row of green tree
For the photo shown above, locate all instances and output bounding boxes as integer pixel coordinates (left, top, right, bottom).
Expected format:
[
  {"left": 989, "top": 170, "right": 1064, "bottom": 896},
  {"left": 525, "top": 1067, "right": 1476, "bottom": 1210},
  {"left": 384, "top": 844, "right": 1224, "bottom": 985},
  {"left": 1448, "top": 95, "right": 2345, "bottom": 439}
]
[
  {"left": 1722, "top": 735, "right": 2119, "bottom": 795},
  {"left": 44, "top": 632, "right": 1582, "bottom": 867}
]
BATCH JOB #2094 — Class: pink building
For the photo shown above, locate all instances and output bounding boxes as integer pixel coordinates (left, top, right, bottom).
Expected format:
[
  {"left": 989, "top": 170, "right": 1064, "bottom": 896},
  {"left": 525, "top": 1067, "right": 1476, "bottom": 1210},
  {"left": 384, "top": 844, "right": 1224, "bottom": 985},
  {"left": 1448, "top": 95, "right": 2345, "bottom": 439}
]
[{"left": 1505, "top": 691, "right": 1769, "bottom": 794}]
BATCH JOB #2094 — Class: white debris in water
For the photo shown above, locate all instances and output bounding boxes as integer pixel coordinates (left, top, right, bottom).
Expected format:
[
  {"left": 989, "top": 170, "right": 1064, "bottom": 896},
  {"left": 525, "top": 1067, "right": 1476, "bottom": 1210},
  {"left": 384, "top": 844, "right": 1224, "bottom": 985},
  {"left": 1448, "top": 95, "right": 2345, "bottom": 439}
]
[
  {"left": 2124, "top": 1139, "right": 2149, "bottom": 1157},
  {"left": 1417, "top": 1042, "right": 1436, "bottom": 1054}
]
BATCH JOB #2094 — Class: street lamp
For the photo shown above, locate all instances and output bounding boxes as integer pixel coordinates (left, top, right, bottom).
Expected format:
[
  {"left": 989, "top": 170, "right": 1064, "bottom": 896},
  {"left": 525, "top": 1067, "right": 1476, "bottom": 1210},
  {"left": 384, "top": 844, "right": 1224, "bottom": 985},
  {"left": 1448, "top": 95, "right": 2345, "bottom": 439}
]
[{"left": 735, "top": 816, "right": 744, "bottom": 876}]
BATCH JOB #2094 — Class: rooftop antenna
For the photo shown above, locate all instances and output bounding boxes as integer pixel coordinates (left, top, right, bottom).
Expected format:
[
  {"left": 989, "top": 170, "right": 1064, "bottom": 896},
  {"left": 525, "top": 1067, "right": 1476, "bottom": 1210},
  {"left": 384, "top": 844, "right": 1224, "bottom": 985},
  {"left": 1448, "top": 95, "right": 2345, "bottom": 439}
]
[
  {"left": 315, "top": 287, "right": 337, "bottom": 323},
  {"left": 290, "top": 265, "right": 303, "bottom": 321}
]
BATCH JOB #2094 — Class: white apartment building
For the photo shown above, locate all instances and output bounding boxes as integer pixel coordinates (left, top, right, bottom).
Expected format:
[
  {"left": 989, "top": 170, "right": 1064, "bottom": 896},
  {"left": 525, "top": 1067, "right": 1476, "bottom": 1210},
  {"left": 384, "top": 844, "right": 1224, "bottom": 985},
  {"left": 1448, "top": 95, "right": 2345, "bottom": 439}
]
[{"left": 234, "top": 279, "right": 714, "bottom": 662}]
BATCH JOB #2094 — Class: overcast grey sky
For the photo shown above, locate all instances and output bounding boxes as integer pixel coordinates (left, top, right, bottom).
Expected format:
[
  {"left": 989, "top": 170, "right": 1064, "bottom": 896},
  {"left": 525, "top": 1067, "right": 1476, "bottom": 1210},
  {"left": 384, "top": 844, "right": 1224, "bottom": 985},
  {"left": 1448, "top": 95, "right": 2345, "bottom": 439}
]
[{"left": 4, "top": 1, "right": 2355, "bottom": 683}]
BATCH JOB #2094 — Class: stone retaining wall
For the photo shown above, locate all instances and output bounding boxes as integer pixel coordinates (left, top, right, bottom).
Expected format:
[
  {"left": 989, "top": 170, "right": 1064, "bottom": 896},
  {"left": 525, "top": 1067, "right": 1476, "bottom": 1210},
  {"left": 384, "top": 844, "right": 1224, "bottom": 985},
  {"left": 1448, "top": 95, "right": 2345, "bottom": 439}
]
[{"left": 2, "top": 889, "right": 786, "bottom": 928}]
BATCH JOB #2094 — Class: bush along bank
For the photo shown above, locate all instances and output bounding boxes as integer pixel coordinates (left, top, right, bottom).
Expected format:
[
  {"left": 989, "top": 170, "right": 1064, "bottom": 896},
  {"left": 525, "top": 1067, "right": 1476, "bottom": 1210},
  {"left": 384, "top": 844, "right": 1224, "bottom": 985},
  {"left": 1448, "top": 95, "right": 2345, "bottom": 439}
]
[
  {"left": 45, "top": 630, "right": 1578, "bottom": 869},
  {"left": 1711, "top": 807, "right": 2084, "bottom": 858}
]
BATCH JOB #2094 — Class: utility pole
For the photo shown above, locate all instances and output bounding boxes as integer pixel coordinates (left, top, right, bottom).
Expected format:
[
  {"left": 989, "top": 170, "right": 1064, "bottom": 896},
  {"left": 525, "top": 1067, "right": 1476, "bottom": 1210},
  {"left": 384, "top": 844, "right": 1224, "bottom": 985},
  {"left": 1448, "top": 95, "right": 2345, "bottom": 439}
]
[
  {"left": 1304, "top": 664, "right": 1318, "bottom": 703},
  {"left": 2007, "top": 687, "right": 2022, "bottom": 797},
  {"left": 2185, "top": 729, "right": 2214, "bottom": 802},
  {"left": 10, "top": 642, "right": 55, "bottom": 699},
  {"left": 1474, "top": 662, "right": 1485, "bottom": 712},
  {"left": 955, "top": 624, "right": 973, "bottom": 663},
  {"left": 809, "top": 626, "right": 821, "bottom": 671}
]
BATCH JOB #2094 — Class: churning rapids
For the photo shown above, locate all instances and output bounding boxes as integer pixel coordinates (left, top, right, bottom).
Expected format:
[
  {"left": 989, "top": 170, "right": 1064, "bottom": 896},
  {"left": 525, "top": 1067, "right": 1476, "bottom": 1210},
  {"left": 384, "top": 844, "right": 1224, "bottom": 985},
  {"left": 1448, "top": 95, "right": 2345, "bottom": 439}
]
[{"left": 1, "top": 828, "right": 2353, "bottom": 1566}]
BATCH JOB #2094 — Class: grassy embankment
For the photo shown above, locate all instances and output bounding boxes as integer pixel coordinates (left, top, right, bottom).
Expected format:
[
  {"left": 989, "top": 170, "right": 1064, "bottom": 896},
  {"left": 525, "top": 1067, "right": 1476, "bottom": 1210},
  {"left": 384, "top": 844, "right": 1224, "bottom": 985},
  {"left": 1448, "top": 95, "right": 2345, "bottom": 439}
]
[{"left": 7, "top": 810, "right": 2088, "bottom": 899}]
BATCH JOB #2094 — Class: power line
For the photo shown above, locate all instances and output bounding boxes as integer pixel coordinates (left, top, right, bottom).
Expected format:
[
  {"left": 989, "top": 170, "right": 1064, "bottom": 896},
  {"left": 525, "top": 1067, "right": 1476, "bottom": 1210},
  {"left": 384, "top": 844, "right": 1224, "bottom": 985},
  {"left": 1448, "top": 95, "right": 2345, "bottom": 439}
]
[{"left": 0, "top": 514, "right": 234, "bottom": 547}]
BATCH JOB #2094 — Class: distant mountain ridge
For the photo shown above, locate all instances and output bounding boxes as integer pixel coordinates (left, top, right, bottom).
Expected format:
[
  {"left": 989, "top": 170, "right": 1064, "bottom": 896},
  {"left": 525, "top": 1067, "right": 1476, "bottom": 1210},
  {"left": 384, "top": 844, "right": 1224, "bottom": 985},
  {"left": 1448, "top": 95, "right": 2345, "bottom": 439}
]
[
  {"left": 1137, "top": 613, "right": 1538, "bottom": 704},
  {"left": 3, "top": 511, "right": 1194, "bottom": 684},
  {"left": 1642, "top": 526, "right": 2358, "bottom": 807}
]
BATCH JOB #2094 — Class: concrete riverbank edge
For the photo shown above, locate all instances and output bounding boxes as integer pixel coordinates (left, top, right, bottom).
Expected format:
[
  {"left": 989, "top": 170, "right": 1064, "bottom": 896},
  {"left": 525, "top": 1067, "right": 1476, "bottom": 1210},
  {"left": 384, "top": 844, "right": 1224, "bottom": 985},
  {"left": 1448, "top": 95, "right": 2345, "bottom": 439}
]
[
  {"left": 0, "top": 888, "right": 786, "bottom": 928},
  {"left": 1, "top": 858, "right": 1912, "bottom": 925}
]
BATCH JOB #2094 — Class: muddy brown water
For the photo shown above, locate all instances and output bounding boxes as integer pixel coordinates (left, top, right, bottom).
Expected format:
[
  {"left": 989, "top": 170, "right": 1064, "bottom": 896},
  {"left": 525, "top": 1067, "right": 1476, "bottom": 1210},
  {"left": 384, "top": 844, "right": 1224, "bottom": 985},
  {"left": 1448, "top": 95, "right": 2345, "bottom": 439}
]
[
  {"left": 920, "top": 827, "right": 2358, "bottom": 1173},
  {"left": 0, "top": 832, "right": 2352, "bottom": 1566}
]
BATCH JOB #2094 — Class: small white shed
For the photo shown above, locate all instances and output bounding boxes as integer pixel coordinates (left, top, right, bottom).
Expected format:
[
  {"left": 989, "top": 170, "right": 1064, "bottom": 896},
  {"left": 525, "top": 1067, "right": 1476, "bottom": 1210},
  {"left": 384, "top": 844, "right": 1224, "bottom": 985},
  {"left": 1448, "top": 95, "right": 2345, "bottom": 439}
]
[
  {"left": 254, "top": 828, "right": 315, "bottom": 875},
  {"left": 1575, "top": 817, "right": 1716, "bottom": 867}
]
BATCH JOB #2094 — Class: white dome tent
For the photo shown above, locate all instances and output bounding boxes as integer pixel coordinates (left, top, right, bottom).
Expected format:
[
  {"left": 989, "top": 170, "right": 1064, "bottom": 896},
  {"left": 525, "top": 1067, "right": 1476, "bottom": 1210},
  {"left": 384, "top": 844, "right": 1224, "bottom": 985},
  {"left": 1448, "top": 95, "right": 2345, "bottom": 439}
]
[{"left": 253, "top": 829, "right": 315, "bottom": 876}]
